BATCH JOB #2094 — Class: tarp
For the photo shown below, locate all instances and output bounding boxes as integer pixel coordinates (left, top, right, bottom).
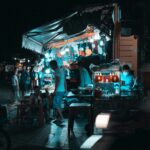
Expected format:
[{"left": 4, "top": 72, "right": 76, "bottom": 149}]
[{"left": 22, "top": 3, "right": 114, "bottom": 54}]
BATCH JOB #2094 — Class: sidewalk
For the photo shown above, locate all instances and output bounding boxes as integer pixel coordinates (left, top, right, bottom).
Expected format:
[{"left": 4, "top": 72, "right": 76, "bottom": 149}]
[{"left": 0, "top": 86, "right": 12, "bottom": 104}]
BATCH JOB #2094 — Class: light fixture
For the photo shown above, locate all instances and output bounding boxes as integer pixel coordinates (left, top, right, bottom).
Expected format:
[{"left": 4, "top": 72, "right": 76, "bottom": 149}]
[
  {"left": 89, "top": 37, "right": 94, "bottom": 43},
  {"left": 45, "top": 69, "right": 50, "bottom": 74},
  {"left": 60, "top": 50, "right": 66, "bottom": 55},
  {"left": 106, "top": 36, "right": 111, "bottom": 41},
  {"left": 94, "top": 29, "right": 101, "bottom": 40},
  {"left": 94, "top": 33, "right": 101, "bottom": 40},
  {"left": 45, "top": 53, "right": 49, "bottom": 58},
  {"left": 100, "top": 40, "right": 104, "bottom": 46},
  {"left": 65, "top": 47, "right": 69, "bottom": 52}
]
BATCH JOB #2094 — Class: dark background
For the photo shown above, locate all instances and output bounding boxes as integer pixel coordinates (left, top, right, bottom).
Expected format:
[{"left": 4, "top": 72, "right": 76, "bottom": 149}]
[{"left": 0, "top": 0, "right": 149, "bottom": 62}]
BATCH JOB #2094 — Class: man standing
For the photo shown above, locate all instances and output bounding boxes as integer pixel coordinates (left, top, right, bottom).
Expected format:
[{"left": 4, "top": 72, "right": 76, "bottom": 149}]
[
  {"left": 11, "top": 69, "right": 20, "bottom": 103},
  {"left": 50, "top": 60, "right": 66, "bottom": 125}
]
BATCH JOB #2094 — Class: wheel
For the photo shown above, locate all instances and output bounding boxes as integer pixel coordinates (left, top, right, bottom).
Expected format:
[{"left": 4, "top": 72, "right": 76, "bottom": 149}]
[{"left": 0, "top": 129, "right": 11, "bottom": 150}]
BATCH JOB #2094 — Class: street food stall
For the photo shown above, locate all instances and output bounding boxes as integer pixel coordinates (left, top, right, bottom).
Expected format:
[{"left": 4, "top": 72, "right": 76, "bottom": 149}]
[
  {"left": 21, "top": 2, "right": 141, "bottom": 95},
  {"left": 20, "top": 3, "right": 144, "bottom": 137},
  {"left": 22, "top": 3, "right": 115, "bottom": 91}
]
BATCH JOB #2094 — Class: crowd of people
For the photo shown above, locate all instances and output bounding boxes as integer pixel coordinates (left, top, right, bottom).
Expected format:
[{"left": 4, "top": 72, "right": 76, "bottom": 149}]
[
  {"left": 10, "top": 58, "right": 137, "bottom": 126},
  {"left": 10, "top": 60, "right": 67, "bottom": 125},
  {"left": 11, "top": 66, "right": 50, "bottom": 123}
]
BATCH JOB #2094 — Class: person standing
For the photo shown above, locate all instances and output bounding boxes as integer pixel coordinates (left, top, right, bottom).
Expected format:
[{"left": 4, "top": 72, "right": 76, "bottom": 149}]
[
  {"left": 78, "top": 60, "right": 92, "bottom": 87},
  {"left": 49, "top": 60, "right": 66, "bottom": 125},
  {"left": 11, "top": 69, "right": 20, "bottom": 103},
  {"left": 25, "top": 67, "right": 31, "bottom": 93},
  {"left": 31, "top": 67, "right": 38, "bottom": 92},
  {"left": 20, "top": 66, "right": 28, "bottom": 98}
]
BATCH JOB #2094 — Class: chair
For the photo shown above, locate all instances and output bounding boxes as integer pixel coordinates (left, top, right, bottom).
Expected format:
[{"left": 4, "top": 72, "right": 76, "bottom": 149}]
[{"left": 68, "top": 102, "right": 92, "bottom": 139}]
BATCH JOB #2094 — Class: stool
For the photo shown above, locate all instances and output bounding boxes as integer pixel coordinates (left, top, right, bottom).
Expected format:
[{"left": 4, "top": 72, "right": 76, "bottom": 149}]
[{"left": 68, "top": 102, "right": 92, "bottom": 139}]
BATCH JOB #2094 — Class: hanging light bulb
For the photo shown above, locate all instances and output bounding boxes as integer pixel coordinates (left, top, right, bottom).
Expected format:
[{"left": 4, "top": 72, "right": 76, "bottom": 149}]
[
  {"left": 92, "top": 43, "right": 95, "bottom": 49},
  {"left": 45, "top": 53, "right": 49, "bottom": 58},
  {"left": 100, "top": 40, "right": 104, "bottom": 46},
  {"left": 65, "top": 47, "right": 69, "bottom": 52},
  {"left": 60, "top": 50, "right": 66, "bottom": 55},
  {"left": 94, "top": 33, "right": 101, "bottom": 40},
  {"left": 45, "top": 69, "right": 51, "bottom": 74},
  {"left": 106, "top": 36, "right": 111, "bottom": 41},
  {"left": 89, "top": 37, "right": 94, "bottom": 43}
]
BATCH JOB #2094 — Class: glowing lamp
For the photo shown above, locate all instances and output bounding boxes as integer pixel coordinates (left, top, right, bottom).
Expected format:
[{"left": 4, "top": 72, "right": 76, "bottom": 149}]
[
  {"left": 95, "top": 113, "right": 111, "bottom": 129},
  {"left": 60, "top": 50, "right": 66, "bottom": 55},
  {"left": 100, "top": 40, "right": 104, "bottom": 46},
  {"left": 45, "top": 53, "right": 49, "bottom": 58},
  {"left": 89, "top": 37, "right": 94, "bottom": 43},
  {"left": 45, "top": 69, "right": 50, "bottom": 74},
  {"left": 106, "top": 36, "right": 111, "bottom": 41},
  {"left": 94, "top": 33, "right": 101, "bottom": 40},
  {"left": 65, "top": 47, "right": 69, "bottom": 52}
]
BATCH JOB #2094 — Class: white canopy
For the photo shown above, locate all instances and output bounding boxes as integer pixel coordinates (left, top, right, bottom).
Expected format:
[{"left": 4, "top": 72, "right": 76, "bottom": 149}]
[{"left": 22, "top": 3, "right": 114, "bottom": 54}]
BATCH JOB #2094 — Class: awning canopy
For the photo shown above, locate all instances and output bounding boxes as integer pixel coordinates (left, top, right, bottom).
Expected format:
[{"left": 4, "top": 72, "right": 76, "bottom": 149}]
[{"left": 22, "top": 3, "right": 114, "bottom": 54}]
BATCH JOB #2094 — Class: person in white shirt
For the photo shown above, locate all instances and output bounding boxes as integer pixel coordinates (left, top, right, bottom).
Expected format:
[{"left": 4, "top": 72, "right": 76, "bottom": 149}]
[
  {"left": 50, "top": 60, "right": 67, "bottom": 125},
  {"left": 11, "top": 69, "right": 20, "bottom": 103}
]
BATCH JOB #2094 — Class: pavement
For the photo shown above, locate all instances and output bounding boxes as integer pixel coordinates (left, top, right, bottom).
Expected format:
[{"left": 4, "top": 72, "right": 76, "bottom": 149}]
[
  {"left": 0, "top": 84, "right": 50, "bottom": 150},
  {"left": 0, "top": 83, "right": 87, "bottom": 150},
  {"left": 1, "top": 82, "right": 150, "bottom": 150}
]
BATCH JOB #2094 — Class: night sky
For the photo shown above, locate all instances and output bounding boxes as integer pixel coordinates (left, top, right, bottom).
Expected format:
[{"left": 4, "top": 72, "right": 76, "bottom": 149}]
[
  {"left": 0, "top": 0, "right": 107, "bottom": 60},
  {"left": 0, "top": 0, "right": 148, "bottom": 61}
]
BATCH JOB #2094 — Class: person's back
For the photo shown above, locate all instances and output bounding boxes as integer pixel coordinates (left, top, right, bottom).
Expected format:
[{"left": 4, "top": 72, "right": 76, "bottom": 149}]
[
  {"left": 79, "top": 66, "right": 92, "bottom": 87},
  {"left": 55, "top": 67, "right": 65, "bottom": 92},
  {"left": 78, "top": 61, "right": 92, "bottom": 87},
  {"left": 49, "top": 60, "right": 66, "bottom": 125}
]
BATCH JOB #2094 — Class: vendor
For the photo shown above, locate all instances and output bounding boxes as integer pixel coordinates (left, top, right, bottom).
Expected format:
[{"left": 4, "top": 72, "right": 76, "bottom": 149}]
[
  {"left": 78, "top": 60, "right": 92, "bottom": 87},
  {"left": 120, "top": 64, "right": 135, "bottom": 91}
]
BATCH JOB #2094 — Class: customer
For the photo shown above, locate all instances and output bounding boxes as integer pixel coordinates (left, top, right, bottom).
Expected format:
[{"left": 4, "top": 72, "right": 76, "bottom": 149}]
[
  {"left": 26, "top": 67, "right": 31, "bottom": 93},
  {"left": 120, "top": 64, "right": 135, "bottom": 91},
  {"left": 20, "top": 66, "right": 29, "bottom": 98},
  {"left": 11, "top": 68, "right": 20, "bottom": 103},
  {"left": 49, "top": 60, "right": 66, "bottom": 125},
  {"left": 31, "top": 67, "right": 38, "bottom": 92}
]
